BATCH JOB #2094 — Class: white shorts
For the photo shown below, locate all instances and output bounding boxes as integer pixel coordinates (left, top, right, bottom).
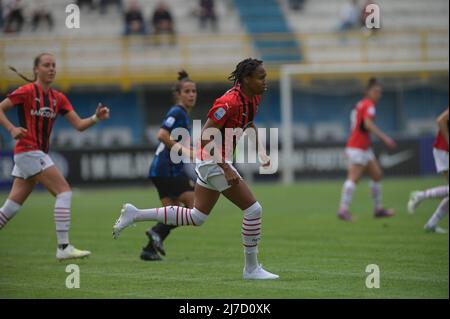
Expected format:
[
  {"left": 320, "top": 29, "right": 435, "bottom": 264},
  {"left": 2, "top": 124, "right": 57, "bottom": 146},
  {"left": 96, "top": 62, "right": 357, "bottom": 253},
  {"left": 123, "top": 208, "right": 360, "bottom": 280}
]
[
  {"left": 195, "top": 160, "right": 242, "bottom": 193},
  {"left": 345, "top": 148, "right": 375, "bottom": 166},
  {"left": 11, "top": 151, "right": 54, "bottom": 180},
  {"left": 433, "top": 148, "right": 449, "bottom": 173}
]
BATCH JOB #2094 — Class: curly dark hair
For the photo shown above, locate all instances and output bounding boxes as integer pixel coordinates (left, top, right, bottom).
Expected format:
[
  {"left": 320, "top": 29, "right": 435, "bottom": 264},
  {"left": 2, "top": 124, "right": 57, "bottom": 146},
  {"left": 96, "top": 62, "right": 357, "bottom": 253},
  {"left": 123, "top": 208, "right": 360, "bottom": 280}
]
[{"left": 228, "top": 58, "right": 263, "bottom": 85}]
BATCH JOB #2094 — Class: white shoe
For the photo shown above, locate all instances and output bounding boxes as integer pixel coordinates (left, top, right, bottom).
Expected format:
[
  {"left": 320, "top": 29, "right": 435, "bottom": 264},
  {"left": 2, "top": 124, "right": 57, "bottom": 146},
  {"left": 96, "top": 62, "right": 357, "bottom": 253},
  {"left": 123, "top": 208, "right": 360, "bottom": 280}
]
[
  {"left": 112, "top": 203, "right": 138, "bottom": 239},
  {"left": 424, "top": 224, "right": 448, "bottom": 234},
  {"left": 56, "top": 245, "right": 91, "bottom": 261},
  {"left": 243, "top": 264, "right": 279, "bottom": 280},
  {"left": 407, "top": 191, "right": 422, "bottom": 214}
]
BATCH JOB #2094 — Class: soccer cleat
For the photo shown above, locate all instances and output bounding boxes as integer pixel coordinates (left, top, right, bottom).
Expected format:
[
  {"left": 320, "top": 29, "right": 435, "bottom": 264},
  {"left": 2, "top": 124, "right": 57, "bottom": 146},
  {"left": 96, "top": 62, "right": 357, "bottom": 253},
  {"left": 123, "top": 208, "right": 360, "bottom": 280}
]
[
  {"left": 424, "top": 224, "right": 448, "bottom": 234},
  {"left": 113, "top": 203, "right": 138, "bottom": 239},
  {"left": 56, "top": 245, "right": 91, "bottom": 261},
  {"left": 146, "top": 229, "right": 166, "bottom": 256},
  {"left": 140, "top": 246, "right": 162, "bottom": 261},
  {"left": 337, "top": 209, "right": 353, "bottom": 221},
  {"left": 374, "top": 208, "right": 395, "bottom": 218},
  {"left": 243, "top": 264, "right": 279, "bottom": 280},
  {"left": 407, "top": 191, "right": 422, "bottom": 214}
]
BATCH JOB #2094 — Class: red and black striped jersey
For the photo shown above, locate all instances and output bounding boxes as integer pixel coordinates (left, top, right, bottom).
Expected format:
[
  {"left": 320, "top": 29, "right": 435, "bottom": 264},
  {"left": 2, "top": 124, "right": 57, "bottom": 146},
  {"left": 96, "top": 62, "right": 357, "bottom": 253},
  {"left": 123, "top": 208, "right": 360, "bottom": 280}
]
[
  {"left": 433, "top": 107, "right": 449, "bottom": 153},
  {"left": 200, "top": 85, "right": 261, "bottom": 161},
  {"left": 7, "top": 83, "right": 74, "bottom": 155}
]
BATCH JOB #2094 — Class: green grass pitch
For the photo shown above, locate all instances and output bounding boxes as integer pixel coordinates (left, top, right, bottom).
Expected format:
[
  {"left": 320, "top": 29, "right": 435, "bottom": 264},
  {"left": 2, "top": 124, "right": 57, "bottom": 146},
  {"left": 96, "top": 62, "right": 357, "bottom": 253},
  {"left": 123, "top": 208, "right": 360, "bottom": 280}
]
[{"left": 0, "top": 177, "right": 448, "bottom": 298}]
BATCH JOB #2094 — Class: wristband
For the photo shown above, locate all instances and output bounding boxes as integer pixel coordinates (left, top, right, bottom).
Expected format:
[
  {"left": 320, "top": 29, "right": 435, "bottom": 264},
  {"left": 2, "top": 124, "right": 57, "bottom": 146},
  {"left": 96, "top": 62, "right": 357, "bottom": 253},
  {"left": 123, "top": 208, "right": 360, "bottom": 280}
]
[{"left": 91, "top": 114, "right": 99, "bottom": 123}]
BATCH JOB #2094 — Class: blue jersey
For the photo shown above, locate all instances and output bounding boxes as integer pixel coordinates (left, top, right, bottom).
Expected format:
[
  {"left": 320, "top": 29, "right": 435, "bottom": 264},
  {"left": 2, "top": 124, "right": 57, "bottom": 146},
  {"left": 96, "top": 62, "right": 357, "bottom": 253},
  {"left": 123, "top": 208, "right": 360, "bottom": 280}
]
[{"left": 149, "top": 105, "right": 191, "bottom": 177}]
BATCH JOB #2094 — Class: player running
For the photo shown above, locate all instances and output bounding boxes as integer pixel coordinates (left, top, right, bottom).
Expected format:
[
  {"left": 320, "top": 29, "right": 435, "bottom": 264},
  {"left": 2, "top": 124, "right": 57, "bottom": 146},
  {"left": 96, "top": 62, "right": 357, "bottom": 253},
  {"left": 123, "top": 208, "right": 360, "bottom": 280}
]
[
  {"left": 0, "top": 53, "right": 110, "bottom": 260},
  {"left": 113, "top": 58, "right": 279, "bottom": 280},
  {"left": 407, "top": 107, "right": 449, "bottom": 233},
  {"left": 337, "top": 77, "right": 397, "bottom": 221},
  {"left": 140, "top": 70, "right": 196, "bottom": 261}
]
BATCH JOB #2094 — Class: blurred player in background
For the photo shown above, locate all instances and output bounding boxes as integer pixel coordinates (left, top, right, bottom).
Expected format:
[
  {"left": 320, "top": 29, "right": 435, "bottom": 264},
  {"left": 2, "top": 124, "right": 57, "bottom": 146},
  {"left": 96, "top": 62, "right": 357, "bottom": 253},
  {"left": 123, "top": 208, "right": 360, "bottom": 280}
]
[
  {"left": 140, "top": 70, "right": 196, "bottom": 261},
  {"left": 408, "top": 107, "right": 449, "bottom": 233},
  {"left": 338, "top": 78, "right": 397, "bottom": 221},
  {"left": 113, "top": 58, "right": 279, "bottom": 280},
  {"left": 0, "top": 53, "right": 110, "bottom": 260}
]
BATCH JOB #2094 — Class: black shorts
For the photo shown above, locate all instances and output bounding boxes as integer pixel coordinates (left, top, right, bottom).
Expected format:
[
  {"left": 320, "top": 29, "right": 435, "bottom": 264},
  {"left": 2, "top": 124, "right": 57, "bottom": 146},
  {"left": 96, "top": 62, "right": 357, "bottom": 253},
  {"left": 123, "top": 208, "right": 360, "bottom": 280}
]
[{"left": 150, "top": 175, "right": 195, "bottom": 200}]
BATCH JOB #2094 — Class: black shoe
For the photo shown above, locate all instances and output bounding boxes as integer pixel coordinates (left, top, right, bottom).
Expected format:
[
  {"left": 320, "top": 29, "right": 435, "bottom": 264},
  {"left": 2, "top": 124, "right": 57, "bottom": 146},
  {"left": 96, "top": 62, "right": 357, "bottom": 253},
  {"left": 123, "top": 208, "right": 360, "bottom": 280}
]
[
  {"left": 146, "top": 229, "right": 166, "bottom": 256},
  {"left": 140, "top": 246, "right": 162, "bottom": 261}
]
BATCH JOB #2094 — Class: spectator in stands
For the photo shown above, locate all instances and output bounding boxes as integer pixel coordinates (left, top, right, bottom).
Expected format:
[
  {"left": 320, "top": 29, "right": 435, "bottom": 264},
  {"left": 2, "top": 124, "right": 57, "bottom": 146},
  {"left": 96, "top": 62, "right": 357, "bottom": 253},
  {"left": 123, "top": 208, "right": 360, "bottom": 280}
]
[
  {"left": 289, "top": 0, "right": 306, "bottom": 11},
  {"left": 337, "top": 0, "right": 360, "bottom": 32},
  {"left": 3, "top": 0, "right": 25, "bottom": 33},
  {"left": 0, "top": 0, "right": 4, "bottom": 30},
  {"left": 152, "top": 2, "right": 175, "bottom": 44},
  {"left": 31, "top": 2, "right": 54, "bottom": 31},
  {"left": 99, "top": 0, "right": 123, "bottom": 15},
  {"left": 76, "top": 0, "right": 95, "bottom": 11},
  {"left": 124, "top": 0, "right": 147, "bottom": 35},
  {"left": 199, "top": 0, "right": 217, "bottom": 31}
]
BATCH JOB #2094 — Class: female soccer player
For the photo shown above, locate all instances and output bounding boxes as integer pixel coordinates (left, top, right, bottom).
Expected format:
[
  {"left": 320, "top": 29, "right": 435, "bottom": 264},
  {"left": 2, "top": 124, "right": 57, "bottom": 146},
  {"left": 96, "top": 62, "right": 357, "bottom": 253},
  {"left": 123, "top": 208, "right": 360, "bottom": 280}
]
[
  {"left": 140, "top": 70, "right": 196, "bottom": 261},
  {"left": 337, "top": 77, "right": 397, "bottom": 221},
  {"left": 408, "top": 107, "right": 449, "bottom": 233},
  {"left": 113, "top": 58, "right": 279, "bottom": 280},
  {"left": 0, "top": 53, "right": 110, "bottom": 260}
]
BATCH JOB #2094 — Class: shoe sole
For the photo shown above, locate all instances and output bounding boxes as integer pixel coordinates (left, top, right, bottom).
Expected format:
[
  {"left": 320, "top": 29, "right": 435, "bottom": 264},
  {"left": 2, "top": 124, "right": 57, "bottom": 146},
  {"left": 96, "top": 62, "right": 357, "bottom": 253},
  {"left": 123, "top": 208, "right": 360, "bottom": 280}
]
[{"left": 57, "top": 254, "right": 91, "bottom": 262}]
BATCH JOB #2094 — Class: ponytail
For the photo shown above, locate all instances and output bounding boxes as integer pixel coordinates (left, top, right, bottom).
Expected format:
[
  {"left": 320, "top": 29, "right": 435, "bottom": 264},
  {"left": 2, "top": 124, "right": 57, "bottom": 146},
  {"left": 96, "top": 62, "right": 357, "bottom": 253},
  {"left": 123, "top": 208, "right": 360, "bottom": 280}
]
[
  {"left": 8, "top": 53, "right": 53, "bottom": 83},
  {"left": 8, "top": 65, "right": 36, "bottom": 83}
]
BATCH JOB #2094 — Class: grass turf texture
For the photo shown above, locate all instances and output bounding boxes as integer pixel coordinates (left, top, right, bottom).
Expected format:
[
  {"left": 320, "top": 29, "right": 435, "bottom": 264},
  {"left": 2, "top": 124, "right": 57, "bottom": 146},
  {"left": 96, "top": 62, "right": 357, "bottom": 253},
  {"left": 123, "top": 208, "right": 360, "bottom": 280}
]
[{"left": 0, "top": 177, "right": 448, "bottom": 298}]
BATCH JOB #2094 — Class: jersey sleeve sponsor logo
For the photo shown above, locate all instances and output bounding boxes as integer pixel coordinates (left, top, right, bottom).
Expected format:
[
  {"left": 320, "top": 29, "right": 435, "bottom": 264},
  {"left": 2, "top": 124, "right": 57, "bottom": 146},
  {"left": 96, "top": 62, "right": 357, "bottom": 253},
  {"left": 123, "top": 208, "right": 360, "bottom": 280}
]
[
  {"left": 367, "top": 106, "right": 376, "bottom": 116},
  {"left": 214, "top": 107, "right": 226, "bottom": 121},
  {"left": 164, "top": 116, "right": 176, "bottom": 128}
]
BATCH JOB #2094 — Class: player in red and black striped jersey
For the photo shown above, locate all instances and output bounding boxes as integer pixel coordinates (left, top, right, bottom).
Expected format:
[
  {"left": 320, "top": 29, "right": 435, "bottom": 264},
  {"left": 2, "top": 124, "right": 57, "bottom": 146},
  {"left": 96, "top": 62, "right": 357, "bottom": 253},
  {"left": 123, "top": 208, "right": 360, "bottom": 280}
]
[
  {"left": 113, "top": 58, "right": 279, "bottom": 280},
  {"left": 408, "top": 107, "right": 449, "bottom": 233},
  {"left": 338, "top": 78, "right": 397, "bottom": 222},
  {"left": 0, "top": 53, "right": 110, "bottom": 260}
]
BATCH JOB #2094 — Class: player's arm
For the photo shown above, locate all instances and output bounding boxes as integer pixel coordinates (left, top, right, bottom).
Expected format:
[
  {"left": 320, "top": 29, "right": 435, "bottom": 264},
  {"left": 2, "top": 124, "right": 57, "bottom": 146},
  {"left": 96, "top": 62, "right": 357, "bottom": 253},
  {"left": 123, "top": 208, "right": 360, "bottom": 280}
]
[
  {"left": 436, "top": 108, "right": 449, "bottom": 145},
  {"left": 363, "top": 117, "right": 397, "bottom": 150},
  {"left": 64, "top": 103, "right": 110, "bottom": 132},
  {"left": 157, "top": 128, "right": 193, "bottom": 161},
  {"left": 0, "top": 98, "right": 28, "bottom": 140},
  {"left": 246, "top": 122, "right": 270, "bottom": 167},
  {"left": 201, "top": 118, "right": 240, "bottom": 186}
]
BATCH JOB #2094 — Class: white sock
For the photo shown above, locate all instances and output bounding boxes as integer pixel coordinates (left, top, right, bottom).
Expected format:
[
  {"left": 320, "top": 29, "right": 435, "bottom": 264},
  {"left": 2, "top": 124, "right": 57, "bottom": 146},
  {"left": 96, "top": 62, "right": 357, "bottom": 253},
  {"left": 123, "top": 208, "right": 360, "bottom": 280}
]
[
  {"left": 134, "top": 206, "right": 208, "bottom": 226},
  {"left": 418, "top": 186, "right": 449, "bottom": 201},
  {"left": 340, "top": 180, "right": 356, "bottom": 210},
  {"left": 54, "top": 191, "right": 72, "bottom": 246},
  {"left": 369, "top": 181, "right": 383, "bottom": 210},
  {"left": 0, "top": 199, "right": 21, "bottom": 229},
  {"left": 426, "top": 197, "right": 449, "bottom": 229},
  {"left": 242, "top": 202, "right": 262, "bottom": 272}
]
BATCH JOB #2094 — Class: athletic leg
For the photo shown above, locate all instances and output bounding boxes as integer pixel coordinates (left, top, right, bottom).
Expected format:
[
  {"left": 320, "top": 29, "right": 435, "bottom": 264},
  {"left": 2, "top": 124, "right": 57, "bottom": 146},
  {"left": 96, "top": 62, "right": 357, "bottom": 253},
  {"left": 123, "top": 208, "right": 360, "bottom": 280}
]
[
  {"left": 35, "top": 166, "right": 90, "bottom": 260},
  {"left": 338, "top": 164, "right": 365, "bottom": 221},
  {"left": 424, "top": 171, "right": 449, "bottom": 233},
  {"left": 141, "top": 197, "right": 180, "bottom": 261},
  {"left": 0, "top": 178, "right": 35, "bottom": 230},
  {"left": 367, "top": 160, "right": 394, "bottom": 218},
  {"left": 222, "top": 180, "right": 279, "bottom": 280},
  {"left": 113, "top": 183, "right": 220, "bottom": 238}
]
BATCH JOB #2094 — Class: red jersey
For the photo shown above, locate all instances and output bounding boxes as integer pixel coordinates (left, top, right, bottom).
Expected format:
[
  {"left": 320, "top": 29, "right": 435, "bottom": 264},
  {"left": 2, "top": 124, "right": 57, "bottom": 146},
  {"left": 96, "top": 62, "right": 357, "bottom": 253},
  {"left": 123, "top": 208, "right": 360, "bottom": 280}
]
[
  {"left": 346, "top": 98, "right": 376, "bottom": 150},
  {"left": 7, "top": 83, "right": 74, "bottom": 155},
  {"left": 200, "top": 85, "right": 261, "bottom": 161},
  {"left": 433, "top": 108, "right": 449, "bottom": 152}
]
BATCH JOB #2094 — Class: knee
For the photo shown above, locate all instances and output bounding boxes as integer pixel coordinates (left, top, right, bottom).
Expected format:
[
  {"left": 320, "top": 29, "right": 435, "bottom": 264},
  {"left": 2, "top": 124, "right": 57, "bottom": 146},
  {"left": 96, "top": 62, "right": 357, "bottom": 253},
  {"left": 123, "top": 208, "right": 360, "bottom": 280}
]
[
  {"left": 191, "top": 208, "right": 208, "bottom": 226},
  {"left": 56, "top": 191, "right": 72, "bottom": 203},
  {"left": 244, "top": 202, "right": 262, "bottom": 219}
]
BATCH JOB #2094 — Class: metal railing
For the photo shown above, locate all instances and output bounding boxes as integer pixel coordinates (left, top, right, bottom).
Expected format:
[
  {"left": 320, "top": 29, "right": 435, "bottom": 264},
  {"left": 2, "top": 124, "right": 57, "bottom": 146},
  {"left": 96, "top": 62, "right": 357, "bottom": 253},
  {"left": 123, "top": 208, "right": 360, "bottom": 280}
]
[{"left": 0, "top": 29, "right": 448, "bottom": 91}]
